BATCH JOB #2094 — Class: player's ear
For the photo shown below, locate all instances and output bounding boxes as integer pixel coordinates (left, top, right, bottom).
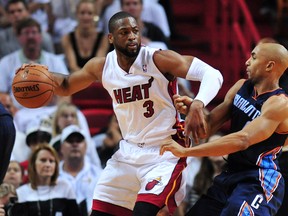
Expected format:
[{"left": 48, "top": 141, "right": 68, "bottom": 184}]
[
  {"left": 266, "top": 60, "right": 275, "bottom": 72},
  {"left": 108, "top": 33, "right": 113, "bottom": 44}
]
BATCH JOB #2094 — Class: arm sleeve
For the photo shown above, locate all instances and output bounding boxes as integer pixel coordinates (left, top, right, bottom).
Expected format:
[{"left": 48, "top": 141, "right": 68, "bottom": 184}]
[{"left": 185, "top": 57, "right": 223, "bottom": 106}]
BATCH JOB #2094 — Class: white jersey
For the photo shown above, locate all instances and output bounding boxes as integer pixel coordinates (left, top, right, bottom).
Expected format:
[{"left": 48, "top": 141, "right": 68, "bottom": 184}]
[
  {"left": 93, "top": 47, "right": 187, "bottom": 212},
  {"left": 102, "top": 46, "right": 178, "bottom": 146}
]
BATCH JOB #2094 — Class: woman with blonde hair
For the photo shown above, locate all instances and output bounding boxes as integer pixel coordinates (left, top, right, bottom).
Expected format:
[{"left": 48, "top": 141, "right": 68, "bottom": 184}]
[
  {"left": 61, "top": 0, "right": 110, "bottom": 72},
  {"left": 10, "top": 144, "right": 81, "bottom": 216}
]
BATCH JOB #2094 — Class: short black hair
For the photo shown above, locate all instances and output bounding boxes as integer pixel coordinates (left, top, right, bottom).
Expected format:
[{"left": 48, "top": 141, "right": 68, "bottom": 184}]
[
  {"left": 108, "top": 11, "right": 134, "bottom": 33},
  {"left": 15, "top": 17, "right": 41, "bottom": 36},
  {"left": 5, "top": 0, "right": 28, "bottom": 12}
]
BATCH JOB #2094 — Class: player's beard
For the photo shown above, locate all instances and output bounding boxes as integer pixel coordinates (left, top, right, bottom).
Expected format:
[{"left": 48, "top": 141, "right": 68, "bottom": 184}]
[{"left": 116, "top": 43, "right": 141, "bottom": 58}]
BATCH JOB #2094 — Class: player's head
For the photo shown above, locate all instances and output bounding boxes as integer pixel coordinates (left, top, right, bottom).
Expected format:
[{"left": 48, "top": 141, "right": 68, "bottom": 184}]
[
  {"left": 245, "top": 43, "right": 288, "bottom": 84},
  {"left": 108, "top": 11, "right": 141, "bottom": 58}
]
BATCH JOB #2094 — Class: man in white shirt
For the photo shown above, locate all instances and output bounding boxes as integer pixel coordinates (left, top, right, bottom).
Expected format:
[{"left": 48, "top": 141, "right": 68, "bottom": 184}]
[
  {"left": 58, "top": 125, "right": 103, "bottom": 216},
  {"left": 0, "top": 17, "right": 69, "bottom": 110}
]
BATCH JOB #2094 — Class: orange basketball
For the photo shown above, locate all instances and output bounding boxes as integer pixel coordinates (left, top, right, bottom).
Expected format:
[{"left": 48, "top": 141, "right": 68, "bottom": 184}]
[{"left": 12, "top": 64, "right": 54, "bottom": 108}]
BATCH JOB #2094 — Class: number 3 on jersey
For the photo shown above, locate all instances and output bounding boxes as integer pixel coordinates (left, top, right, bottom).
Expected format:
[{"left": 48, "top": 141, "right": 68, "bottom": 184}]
[{"left": 143, "top": 100, "right": 154, "bottom": 118}]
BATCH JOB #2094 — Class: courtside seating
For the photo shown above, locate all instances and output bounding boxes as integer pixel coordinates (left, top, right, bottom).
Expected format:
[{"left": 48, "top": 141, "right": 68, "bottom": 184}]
[
  {"left": 72, "top": 82, "right": 112, "bottom": 110},
  {"left": 81, "top": 108, "right": 114, "bottom": 136}
]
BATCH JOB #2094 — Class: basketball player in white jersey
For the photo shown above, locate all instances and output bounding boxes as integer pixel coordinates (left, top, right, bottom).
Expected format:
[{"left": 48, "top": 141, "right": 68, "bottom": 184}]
[{"left": 18, "top": 11, "right": 223, "bottom": 216}]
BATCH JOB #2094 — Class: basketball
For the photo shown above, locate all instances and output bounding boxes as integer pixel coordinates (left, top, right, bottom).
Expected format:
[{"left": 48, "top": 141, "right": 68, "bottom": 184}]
[{"left": 12, "top": 64, "right": 54, "bottom": 108}]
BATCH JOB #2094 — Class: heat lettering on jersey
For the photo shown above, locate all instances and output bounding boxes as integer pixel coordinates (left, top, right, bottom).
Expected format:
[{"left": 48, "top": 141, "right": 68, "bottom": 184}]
[
  {"left": 113, "top": 77, "right": 154, "bottom": 104},
  {"left": 234, "top": 94, "right": 261, "bottom": 120}
]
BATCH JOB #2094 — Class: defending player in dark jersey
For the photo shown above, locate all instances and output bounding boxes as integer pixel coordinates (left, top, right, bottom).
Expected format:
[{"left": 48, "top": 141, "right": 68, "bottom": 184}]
[
  {"left": 0, "top": 103, "right": 16, "bottom": 183},
  {"left": 161, "top": 42, "right": 288, "bottom": 215}
]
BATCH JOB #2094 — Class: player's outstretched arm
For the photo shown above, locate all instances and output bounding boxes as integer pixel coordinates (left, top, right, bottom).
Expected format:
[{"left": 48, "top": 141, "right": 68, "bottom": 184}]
[
  {"left": 161, "top": 93, "right": 288, "bottom": 157},
  {"left": 52, "top": 57, "right": 105, "bottom": 96}
]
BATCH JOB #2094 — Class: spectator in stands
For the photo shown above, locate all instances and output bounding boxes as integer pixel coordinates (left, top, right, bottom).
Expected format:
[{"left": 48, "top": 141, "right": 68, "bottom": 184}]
[
  {"left": 51, "top": 101, "right": 102, "bottom": 167},
  {"left": 61, "top": 0, "right": 110, "bottom": 73},
  {"left": 0, "top": 183, "right": 17, "bottom": 215},
  {"left": 0, "top": 17, "right": 69, "bottom": 110},
  {"left": 120, "top": 0, "right": 169, "bottom": 50},
  {"left": 51, "top": 0, "right": 109, "bottom": 53},
  {"left": 100, "top": 0, "right": 170, "bottom": 39},
  {"left": 0, "top": 2, "right": 10, "bottom": 29},
  {"left": 58, "top": 125, "right": 102, "bottom": 216},
  {"left": 3, "top": 161, "right": 23, "bottom": 189},
  {"left": 158, "top": 0, "right": 185, "bottom": 41},
  {"left": 19, "top": 118, "right": 53, "bottom": 183},
  {"left": 93, "top": 114, "right": 121, "bottom": 168},
  {"left": 27, "top": 0, "right": 54, "bottom": 34},
  {"left": 10, "top": 144, "right": 81, "bottom": 216},
  {"left": 0, "top": 0, "right": 54, "bottom": 59},
  {"left": 141, "top": 0, "right": 170, "bottom": 38}
]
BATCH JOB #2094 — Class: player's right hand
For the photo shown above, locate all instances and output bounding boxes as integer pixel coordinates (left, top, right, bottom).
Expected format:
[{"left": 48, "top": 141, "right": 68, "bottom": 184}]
[
  {"left": 173, "top": 94, "right": 193, "bottom": 115},
  {"left": 15, "top": 63, "right": 48, "bottom": 74}
]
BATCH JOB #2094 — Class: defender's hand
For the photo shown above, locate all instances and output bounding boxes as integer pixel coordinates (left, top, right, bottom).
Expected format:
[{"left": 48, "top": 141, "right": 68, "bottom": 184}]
[{"left": 160, "top": 140, "right": 187, "bottom": 157}]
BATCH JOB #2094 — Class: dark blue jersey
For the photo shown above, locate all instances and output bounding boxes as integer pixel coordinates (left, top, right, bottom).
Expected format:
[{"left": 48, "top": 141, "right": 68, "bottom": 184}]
[{"left": 227, "top": 80, "right": 288, "bottom": 172}]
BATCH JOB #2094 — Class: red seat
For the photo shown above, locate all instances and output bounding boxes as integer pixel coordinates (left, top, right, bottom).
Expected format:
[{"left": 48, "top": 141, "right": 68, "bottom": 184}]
[
  {"left": 72, "top": 82, "right": 112, "bottom": 110},
  {"left": 81, "top": 108, "right": 114, "bottom": 136}
]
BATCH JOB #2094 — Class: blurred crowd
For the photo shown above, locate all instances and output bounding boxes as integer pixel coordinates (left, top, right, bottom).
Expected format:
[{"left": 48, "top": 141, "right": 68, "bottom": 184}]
[{"left": 0, "top": 0, "right": 286, "bottom": 216}]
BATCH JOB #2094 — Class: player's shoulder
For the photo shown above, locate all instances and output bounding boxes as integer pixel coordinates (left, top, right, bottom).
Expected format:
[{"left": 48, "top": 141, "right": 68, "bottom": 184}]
[
  {"left": 262, "top": 93, "right": 288, "bottom": 119},
  {"left": 88, "top": 56, "right": 106, "bottom": 66},
  {"left": 266, "top": 93, "right": 288, "bottom": 107},
  {"left": 152, "top": 48, "right": 182, "bottom": 65}
]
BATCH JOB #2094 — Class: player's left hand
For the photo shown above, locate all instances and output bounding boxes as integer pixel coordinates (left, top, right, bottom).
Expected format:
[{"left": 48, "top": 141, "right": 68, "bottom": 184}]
[{"left": 160, "top": 140, "right": 187, "bottom": 157}]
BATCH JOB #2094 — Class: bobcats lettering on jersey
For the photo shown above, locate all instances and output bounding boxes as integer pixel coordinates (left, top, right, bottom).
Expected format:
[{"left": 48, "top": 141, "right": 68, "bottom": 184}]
[
  {"left": 113, "top": 77, "right": 154, "bottom": 104},
  {"left": 233, "top": 94, "right": 261, "bottom": 120}
]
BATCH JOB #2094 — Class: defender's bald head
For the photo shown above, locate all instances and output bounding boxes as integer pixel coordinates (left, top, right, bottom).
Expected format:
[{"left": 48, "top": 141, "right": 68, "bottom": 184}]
[{"left": 256, "top": 43, "right": 288, "bottom": 74}]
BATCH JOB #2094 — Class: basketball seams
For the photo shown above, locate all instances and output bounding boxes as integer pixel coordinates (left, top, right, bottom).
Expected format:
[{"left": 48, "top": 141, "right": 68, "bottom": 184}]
[
  {"left": 14, "top": 90, "right": 53, "bottom": 99},
  {"left": 29, "top": 68, "right": 54, "bottom": 82},
  {"left": 12, "top": 80, "right": 53, "bottom": 85}
]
